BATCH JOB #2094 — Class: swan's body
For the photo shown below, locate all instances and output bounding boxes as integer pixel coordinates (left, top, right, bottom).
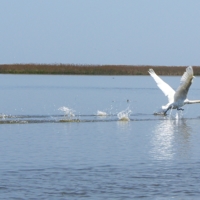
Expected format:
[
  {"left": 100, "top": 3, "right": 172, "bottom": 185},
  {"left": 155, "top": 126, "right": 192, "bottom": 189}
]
[{"left": 148, "top": 66, "right": 200, "bottom": 115}]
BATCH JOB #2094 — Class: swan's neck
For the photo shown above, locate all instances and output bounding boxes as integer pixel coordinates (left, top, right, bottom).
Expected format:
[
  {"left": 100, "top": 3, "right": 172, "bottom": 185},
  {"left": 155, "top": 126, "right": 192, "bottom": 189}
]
[{"left": 184, "top": 99, "right": 200, "bottom": 104}]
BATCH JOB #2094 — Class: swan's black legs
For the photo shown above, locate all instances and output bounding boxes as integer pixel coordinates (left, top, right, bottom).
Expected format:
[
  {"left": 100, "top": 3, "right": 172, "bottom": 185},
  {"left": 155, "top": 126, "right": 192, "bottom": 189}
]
[
  {"left": 163, "top": 107, "right": 171, "bottom": 115},
  {"left": 164, "top": 107, "right": 184, "bottom": 115},
  {"left": 177, "top": 108, "right": 184, "bottom": 111}
]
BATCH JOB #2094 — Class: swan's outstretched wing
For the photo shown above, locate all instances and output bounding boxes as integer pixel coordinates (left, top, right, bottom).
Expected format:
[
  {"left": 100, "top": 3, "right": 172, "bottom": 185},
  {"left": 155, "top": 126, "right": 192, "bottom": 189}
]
[
  {"left": 174, "top": 66, "right": 194, "bottom": 101},
  {"left": 148, "top": 69, "right": 175, "bottom": 103}
]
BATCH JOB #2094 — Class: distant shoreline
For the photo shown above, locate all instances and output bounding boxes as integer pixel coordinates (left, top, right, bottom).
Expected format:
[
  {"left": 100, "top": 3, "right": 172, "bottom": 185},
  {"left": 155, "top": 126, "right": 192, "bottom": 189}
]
[{"left": 0, "top": 64, "right": 200, "bottom": 75}]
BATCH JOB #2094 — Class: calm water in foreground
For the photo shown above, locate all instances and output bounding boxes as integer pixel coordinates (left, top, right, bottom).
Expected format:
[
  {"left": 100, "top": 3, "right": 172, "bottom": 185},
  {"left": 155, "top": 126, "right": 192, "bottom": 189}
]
[{"left": 1, "top": 74, "right": 200, "bottom": 199}]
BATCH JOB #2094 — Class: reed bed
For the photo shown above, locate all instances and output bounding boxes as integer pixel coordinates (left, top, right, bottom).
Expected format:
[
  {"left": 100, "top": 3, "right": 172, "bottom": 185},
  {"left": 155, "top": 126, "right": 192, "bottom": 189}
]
[{"left": 0, "top": 64, "right": 200, "bottom": 75}]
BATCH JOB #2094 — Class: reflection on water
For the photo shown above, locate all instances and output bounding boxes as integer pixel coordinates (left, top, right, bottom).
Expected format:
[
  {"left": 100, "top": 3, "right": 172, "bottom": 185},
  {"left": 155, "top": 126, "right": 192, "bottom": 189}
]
[
  {"left": 117, "top": 120, "right": 131, "bottom": 130},
  {"left": 150, "top": 117, "right": 192, "bottom": 161}
]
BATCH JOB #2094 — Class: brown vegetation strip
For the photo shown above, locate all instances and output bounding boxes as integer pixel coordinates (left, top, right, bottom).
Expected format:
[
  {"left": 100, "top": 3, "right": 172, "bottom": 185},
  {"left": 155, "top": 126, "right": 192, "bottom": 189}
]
[{"left": 0, "top": 64, "right": 200, "bottom": 75}]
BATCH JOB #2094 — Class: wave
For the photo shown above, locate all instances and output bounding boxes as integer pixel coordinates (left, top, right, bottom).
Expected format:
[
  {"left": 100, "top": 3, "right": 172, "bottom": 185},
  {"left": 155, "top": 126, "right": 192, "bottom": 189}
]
[{"left": 0, "top": 113, "right": 199, "bottom": 124}]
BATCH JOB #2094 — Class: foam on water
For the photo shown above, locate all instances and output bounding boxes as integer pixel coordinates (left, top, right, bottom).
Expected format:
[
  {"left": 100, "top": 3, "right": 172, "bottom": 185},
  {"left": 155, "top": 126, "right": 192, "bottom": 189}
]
[{"left": 117, "top": 108, "right": 132, "bottom": 121}]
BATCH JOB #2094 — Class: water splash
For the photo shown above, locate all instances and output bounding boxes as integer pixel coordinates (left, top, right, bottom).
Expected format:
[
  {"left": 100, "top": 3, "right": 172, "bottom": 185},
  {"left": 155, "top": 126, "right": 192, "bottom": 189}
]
[
  {"left": 169, "top": 107, "right": 173, "bottom": 117},
  {"left": 0, "top": 114, "right": 7, "bottom": 119},
  {"left": 117, "top": 108, "right": 132, "bottom": 121},
  {"left": 58, "top": 107, "right": 75, "bottom": 117},
  {"left": 97, "top": 110, "right": 107, "bottom": 116},
  {"left": 165, "top": 108, "right": 184, "bottom": 120},
  {"left": 175, "top": 110, "right": 183, "bottom": 120},
  {"left": 154, "top": 108, "right": 165, "bottom": 115}
]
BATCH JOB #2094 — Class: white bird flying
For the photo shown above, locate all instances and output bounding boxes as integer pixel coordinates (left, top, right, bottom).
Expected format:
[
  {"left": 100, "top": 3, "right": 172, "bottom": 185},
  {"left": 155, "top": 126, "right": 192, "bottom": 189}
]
[{"left": 148, "top": 66, "right": 200, "bottom": 115}]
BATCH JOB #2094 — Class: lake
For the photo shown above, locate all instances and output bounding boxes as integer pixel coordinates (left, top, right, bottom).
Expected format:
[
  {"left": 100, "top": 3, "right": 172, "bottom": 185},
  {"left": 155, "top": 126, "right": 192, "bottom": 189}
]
[{"left": 1, "top": 74, "right": 200, "bottom": 199}]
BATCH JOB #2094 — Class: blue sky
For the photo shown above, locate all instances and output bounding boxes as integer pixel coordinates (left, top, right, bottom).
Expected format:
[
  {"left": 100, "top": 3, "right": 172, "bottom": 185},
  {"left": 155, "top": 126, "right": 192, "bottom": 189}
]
[{"left": 1, "top": 0, "right": 200, "bottom": 65}]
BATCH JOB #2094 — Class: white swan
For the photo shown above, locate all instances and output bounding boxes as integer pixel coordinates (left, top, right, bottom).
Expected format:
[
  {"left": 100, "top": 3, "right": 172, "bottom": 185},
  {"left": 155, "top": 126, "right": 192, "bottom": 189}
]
[{"left": 148, "top": 66, "right": 200, "bottom": 115}]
